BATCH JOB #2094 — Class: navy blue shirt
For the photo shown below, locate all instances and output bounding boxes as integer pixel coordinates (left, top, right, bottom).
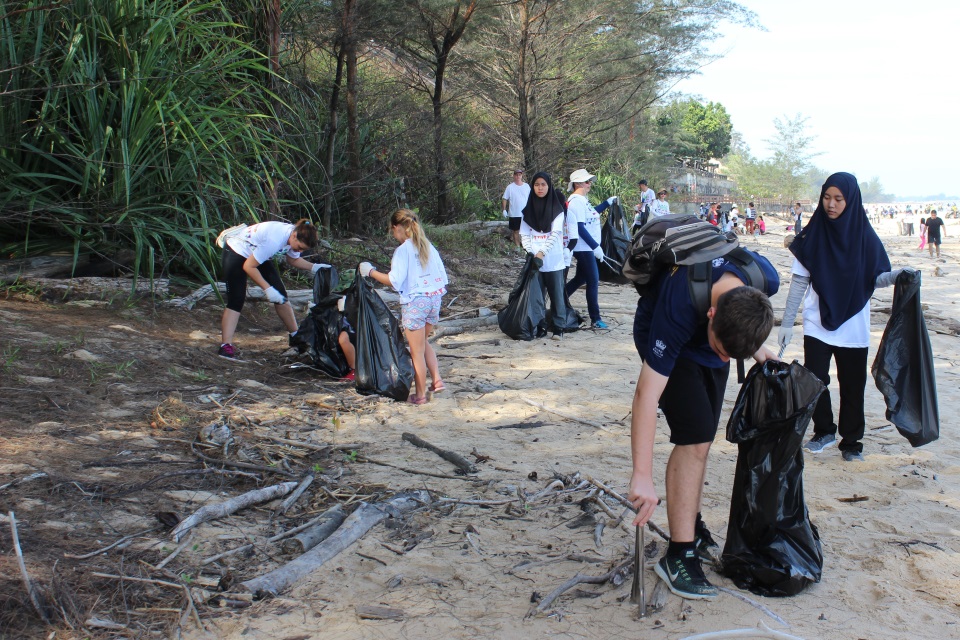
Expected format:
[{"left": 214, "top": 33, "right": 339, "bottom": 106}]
[{"left": 633, "top": 250, "right": 780, "bottom": 376}]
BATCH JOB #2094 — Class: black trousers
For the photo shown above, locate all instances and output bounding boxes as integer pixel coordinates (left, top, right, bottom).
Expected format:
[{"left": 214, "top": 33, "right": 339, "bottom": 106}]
[
  {"left": 539, "top": 269, "right": 567, "bottom": 334},
  {"left": 803, "top": 335, "right": 868, "bottom": 453}
]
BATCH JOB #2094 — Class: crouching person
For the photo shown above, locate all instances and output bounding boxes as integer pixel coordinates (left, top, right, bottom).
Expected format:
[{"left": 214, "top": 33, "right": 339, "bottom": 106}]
[{"left": 628, "top": 250, "right": 780, "bottom": 599}]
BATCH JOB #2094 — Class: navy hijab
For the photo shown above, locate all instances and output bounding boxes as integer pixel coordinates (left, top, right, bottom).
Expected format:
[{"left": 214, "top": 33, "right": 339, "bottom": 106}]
[
  {"left": 522, "top": 172, "right": 566, "bottom": 233},
  {"left": 789, "top": 172, "right": 890, "bottom": 331}
]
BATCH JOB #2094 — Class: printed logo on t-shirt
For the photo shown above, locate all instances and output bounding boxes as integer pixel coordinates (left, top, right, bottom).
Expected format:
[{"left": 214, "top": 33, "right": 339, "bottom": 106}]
[
  {"left": 653, "top": 339, "right": 666, "bottom": 359},
  {"left": 712, "top": 257, "right": 725, "bottom": 268}
]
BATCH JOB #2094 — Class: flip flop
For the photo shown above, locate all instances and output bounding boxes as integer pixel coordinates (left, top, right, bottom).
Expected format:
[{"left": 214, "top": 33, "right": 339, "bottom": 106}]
[
  {"left": 429, "top": 380, "right": 446, "bottom": 393},
  {"left": 407, "top": 395, "right": 427, "bottom": 405}
]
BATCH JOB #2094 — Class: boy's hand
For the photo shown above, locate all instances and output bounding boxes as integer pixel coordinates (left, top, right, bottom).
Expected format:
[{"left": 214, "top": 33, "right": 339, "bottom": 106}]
[{"left": 628, "top": 472, "right": 658, "bottom": 527}]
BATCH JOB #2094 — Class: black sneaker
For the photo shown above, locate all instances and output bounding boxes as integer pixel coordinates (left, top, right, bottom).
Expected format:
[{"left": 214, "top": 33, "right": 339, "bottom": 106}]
[
  {"left": 695, "top": 519, "right": 720, "bottom": 563},
  {"left": 841, "top": 450, "right": 865, "bottom": 462},
  {"left": 654, "top": 550, "right": 718, "bottom": 600},
  {"left": 218, "top": 343, "right": 239, "bottom": 359}
]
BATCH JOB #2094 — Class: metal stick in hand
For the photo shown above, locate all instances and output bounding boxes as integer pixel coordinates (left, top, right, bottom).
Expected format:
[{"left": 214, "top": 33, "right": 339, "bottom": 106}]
[
  {"left": 631, "top": 524, "right": 641, "bottom": 604},
  {"left": 639, "top": 524, "right": 646, "bottom": 617}
]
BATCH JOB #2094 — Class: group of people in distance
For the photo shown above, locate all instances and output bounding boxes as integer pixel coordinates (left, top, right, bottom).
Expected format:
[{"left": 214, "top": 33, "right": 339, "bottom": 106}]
[{"left": 213, "top": 169, "right": 912, "bottom": 602}]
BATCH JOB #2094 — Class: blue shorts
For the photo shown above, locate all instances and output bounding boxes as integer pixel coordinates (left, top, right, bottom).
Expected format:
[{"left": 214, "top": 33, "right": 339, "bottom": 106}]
[{"left": 401, "top": 295, "right": 442, "bottom": 331}]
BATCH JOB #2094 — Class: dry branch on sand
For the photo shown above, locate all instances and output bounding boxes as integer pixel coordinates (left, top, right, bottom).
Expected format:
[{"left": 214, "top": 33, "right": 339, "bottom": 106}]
[{"left": 170, "top": 482, "right": 299, "bottom": 542}]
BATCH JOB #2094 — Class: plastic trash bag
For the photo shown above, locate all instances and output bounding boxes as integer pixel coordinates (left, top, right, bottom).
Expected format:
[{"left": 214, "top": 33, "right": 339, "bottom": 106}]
[
  {"left": 498, "top": 254, "right": 546, "bottom": 340},
  {"left": 720, "top": 360, "right": 825, "bottom": 597},
  {"left": 554, "top": 287, "right": 583, "bottom": 333},
  {"left": 294, "top": 266, "right": 351, "bottom": 378},
  {"left": 872, "top": 269, "right": 939, "bottom": 447},
  {"left": 598, "top": 201, "right": 630, "bottom": 284},
  {"left": 344, "top": 272, "right": 413, "bottom": 401}
]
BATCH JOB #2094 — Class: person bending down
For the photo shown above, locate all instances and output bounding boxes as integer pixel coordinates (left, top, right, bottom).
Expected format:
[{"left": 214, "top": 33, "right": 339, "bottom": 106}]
[{"left": 628, "top": 248, "right": 780, "bottom": 599}]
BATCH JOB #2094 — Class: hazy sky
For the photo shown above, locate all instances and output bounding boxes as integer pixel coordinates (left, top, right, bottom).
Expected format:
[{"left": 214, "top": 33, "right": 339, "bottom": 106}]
[{"left": 671, "top": 0, "right": 960, "bottom": 198}]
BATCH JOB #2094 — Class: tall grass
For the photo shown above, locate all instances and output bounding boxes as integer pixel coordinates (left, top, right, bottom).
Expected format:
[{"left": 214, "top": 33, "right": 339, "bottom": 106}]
[{"left": 0, "top": 0, "right": 313, "bottom": 283}]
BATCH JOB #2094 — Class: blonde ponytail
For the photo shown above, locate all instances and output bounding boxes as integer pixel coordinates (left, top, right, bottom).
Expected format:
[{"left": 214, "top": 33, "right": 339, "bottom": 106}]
[{"left": 390, "top": 209, "right": 432, "bottom": 268}]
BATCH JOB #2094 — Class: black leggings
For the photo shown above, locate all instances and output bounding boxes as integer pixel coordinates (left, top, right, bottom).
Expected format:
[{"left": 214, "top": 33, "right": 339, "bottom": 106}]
[{"left": 221, "top": 246, "right": 286, "bottom": 312}]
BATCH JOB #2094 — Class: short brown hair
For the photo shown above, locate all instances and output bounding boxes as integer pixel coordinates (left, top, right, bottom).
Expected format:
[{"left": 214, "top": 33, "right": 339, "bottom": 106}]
[
  {"left": 712, "top": 286, "right": 774, "bottom": 359},
  {"left": 293, "top": 219, "right": 319, "bottom": 248}
]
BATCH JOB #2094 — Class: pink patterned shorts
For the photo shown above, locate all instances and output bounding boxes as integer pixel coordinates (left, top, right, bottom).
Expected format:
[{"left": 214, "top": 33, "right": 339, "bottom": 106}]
[{"left": 401, "top": 294, "right": 443, "bottom": 331}]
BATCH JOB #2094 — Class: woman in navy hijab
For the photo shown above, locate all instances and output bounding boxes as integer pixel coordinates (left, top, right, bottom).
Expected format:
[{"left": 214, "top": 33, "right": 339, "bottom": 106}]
[{"left": 777, "top": 172, "right": 905, "bottom": 461}]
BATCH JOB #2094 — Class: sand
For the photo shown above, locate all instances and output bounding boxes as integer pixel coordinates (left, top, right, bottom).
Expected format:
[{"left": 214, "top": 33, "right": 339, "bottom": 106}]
[{"left": 210, "top": 220, "right": 960, "bottom": 640}]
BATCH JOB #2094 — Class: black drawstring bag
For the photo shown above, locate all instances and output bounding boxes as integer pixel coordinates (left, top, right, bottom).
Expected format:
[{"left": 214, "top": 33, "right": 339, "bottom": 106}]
[
  {"left": 294, "top": 266, "right": 351, "bottom": 378},
  {"left": 598, "top": 201, "right": 630, "bottom": 284},
  {"left": 344, "top": 272, "right": 413, "bottom": 401},
  {"left": 872, "top": 269, "right": 940, "bottom": 447},
  {"left": 720, "top": 360, "right": 825, "bottom": 597},
  {"left": 498, "top": 254, "right": 546, "bottom": 341}
]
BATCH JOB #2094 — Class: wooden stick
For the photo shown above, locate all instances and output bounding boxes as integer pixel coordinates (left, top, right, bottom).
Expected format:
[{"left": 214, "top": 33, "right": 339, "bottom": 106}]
[
  {"left": 9, "top": 511, "right": 50, "bottom": 622},
  {"left": 522, "top": 399, "right": 614, "bottom": 433},
  {"left": 283, "top": 504, "right": 347, "bottom": 554},
  {"left": 64, "top": 526, "right": 162, "bottom": 560},
  {"left": 190, "top": 443, "right": 297, "bottom": 479},
  {"left": 358, "top": 455, "right": 477, "bottom": 481},
  {"left": 583, "top": 475, "right": 670, "bottom": 541},
  {"left": 0, "top": 471, "right": 47, "bottom": 492},
  {"left": 92, "top": 572, "right": 183, "bottom": 590},
  {"left": 526, "top": 556, "right": 634, "bottom": 618},
  {"left": 170, "top": 481, "right": 299, "bottom": 542},
  {"left": 401, "top": 432, "right": 478, "bottom": 475},
  {"left": 278, "top": 475, "right": 315, "bottom": 515},
  {"left": 155, "top": 532, "right": 193, "bottom": 570},
  {"left": 261, "top": 436, "right": 361, "bottom": 453}
]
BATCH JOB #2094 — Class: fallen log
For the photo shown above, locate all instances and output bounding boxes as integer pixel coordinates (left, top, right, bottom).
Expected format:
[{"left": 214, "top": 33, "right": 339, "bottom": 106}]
[
  {"left": 282, "top": 504, "right": 347, "bottom": 554},
  {"left": 401, "top": 432, "right": 478, "bottom": 475},
  {"left": 171, "top": 482, "right": 299, "bottom": 542},
  {"left": 240, "top": 490, "right": 430, "bottom": 597}
]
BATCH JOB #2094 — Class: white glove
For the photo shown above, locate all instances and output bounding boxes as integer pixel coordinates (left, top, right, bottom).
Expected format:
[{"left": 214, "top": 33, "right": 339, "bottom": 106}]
[
  {"left": 337, "top": 297, "right": 346, "bottom": 312},
  {"left": 264, "top": 286, "right": 286, "bottom": 304},
  {"left": 777, "top": 325, "right": 793, "bottom": 350},
  {"left": 311, "top": 262, "right": 330, "bottom": 274},
  {"left": 607, "top": 196, "right": 618, "bottom": 205},
  {"left": 563, "top": 248, "right": 573, "bottom": 267},
  {"left": 502, "top": 209, "right": 509, "bottom": 219},
  {"left": 593, "top": 245, "right": 604, "bottom": 260},
  {"left": 358, "top": 262, "right": 374, "bottom": 277}
]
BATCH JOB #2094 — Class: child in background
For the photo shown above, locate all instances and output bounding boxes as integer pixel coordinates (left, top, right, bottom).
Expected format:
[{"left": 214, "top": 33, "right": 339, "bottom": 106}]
[{"left": 359, "top": 209, "right": 449, "bottom": 405}]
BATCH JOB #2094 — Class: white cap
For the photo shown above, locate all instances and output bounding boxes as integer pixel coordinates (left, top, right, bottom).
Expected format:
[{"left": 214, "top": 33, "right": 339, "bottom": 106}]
[{"left": 567, "top": 169, "right": 595, "bottom": 192}]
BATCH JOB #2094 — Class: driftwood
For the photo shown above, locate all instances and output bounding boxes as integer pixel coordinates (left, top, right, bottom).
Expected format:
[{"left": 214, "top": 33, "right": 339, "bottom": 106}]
[
  {"left": 64, "top": 526, "right": 162, "bottom": 559},
  {"left": 356, "top": 604, "right": 405, "bottom": 620},
  {"left": 200, "top": 508, "right": 344, "bottom": 566},
  {"left": 436, "top": 220, "right": 507, "bottom": 235},
  {"left": 525, "top": 556, "right": 633, "bottom": 618},
  {"left": 240, "top": 490, "right": 430, "bottom": 597},
  {"left": 583, "top": 475, "right": 671, "bottom": 542},
  {"left": 278, "top": 475, "right": 315, "bottom": 515},
  {"left": 401, "top": 432, "right": 478, "bottom": 475},
  {"left": 282, "top": 504, "right": 347, "bottom": 554},
  {"left": 171, "top": 482, "right": 299, "bottom": 542},
  {"left": 0, "top": 472, "right": 48, "bottom": 492},
  {"left": 9, "top": 511, "right": 51, "bottom": 623},
  {"left": 358, "top": 455, "right": 478, "bottom": 481}
]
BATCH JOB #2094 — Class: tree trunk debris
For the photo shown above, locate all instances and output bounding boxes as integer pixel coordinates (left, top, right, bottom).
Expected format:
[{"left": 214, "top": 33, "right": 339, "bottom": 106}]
[
  {"left": 401, "top": 432, "right": 478, "bottom": 475},
  {"left": 171, "top": 482, "right": 299, "bottom": 542}
]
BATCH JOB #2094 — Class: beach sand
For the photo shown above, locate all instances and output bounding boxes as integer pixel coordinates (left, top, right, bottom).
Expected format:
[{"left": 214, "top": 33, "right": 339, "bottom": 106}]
[{"left": 209, "top": 220, "right": 959, "bottom": 640}]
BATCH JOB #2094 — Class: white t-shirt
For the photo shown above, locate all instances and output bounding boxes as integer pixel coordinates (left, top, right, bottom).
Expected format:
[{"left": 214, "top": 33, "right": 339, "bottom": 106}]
[
  {"left": 387, "top": 239, "right": 449, "bottom": 304},
  {"left": 520, "top": 214, "right": 565, "bottom": 272},
  {"left": 566, "top": 194, "right": 601, "bottom": 253},
  {"left": 226, "top": 221, "right": 301, "bottom": 264},
  {"left": 639, "top": 188, "right": 656, "bottom": 208},
  {"left": 792, "top": 259, "right": 871, "bottom": 348},
  {"left": 651, "top": 199, "right": 671, "bottom": 217},
  {"left": 502, "top": 182, "right": 531, "bottom": 218}
]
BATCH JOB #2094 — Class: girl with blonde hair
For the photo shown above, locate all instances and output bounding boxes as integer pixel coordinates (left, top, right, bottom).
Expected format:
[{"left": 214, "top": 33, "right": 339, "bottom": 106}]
[{"left": 359, "top": 210, "right": 449, "bottom": 404}]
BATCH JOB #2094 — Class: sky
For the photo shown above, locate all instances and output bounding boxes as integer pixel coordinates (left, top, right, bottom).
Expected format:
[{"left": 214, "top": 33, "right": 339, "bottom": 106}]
[{"left": 671, "top": 0, "right": 960, "bottom": 199}]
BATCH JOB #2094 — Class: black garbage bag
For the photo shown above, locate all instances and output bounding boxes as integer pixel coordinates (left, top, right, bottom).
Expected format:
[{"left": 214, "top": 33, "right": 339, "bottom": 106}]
[
  {"left": 552, "top": 286, "right": 583, "bottom": 333},
  {"left": 498, "top": 254, "right": 546, "bottom": 340},
  {"left": 598, "top": 201, "right": 630, "bottom": 284},
  {"left": 872, "top": 269, "right": 940, "bottom": 447},
  {"left": 344, "top": 272, "right": 414, "bottom": 401},
  {"left": 294, "top": 266, "right": 351, "bottom": 378},
  {"left": 720, "top": 360, "right": 826, "bottom": 597}
]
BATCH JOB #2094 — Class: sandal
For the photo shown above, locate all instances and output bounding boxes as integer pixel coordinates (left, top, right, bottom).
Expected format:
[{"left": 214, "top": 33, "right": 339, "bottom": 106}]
[
  {"left": 429, "top": 380, "right": 446, "bottom": 393},
  {"left": 407, "top": 395, "right": 427, "bottom": 405}
]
